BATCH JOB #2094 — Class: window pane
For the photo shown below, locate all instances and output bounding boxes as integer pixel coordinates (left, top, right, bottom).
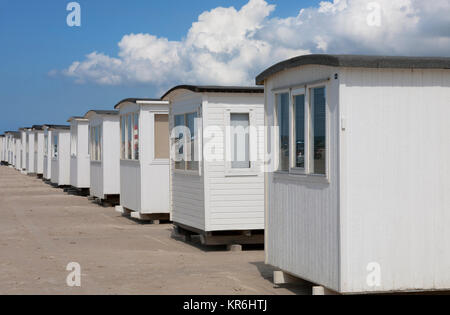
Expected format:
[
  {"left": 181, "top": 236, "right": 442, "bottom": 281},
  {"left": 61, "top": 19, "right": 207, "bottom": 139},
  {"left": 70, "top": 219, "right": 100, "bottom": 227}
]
[
  {"left": 186, "top": 113, "right": 198, "bottom": 171},
  {"left": 312, "top": 87, "right": 326, "bottom": 175},
  {"left": 277, "top": 93, "right": 290, "bottom": 171},
  {"left": 230, "top": 113, "right": 250, "bottom": 169},
  {"left": 34, "top": 134, "right": 38, "bottom": 154},
  {"left": 174, "top": 115, "right": 185, "bottom": 170},
  {"left": 294, "top": 95, "right": 305, "bottom": 169},
  {"left": 155, "top": 114, "right": 169, "bottom": 159},
  {"left": 134, "top": 113, "right": 139, "bottom": 160},
  {"left": 53, "top": 135, "right": 58, "bottom": 158},
  {"left": 44, "top": 135, "right": 48, "bottom": 157},
  {"left": 127, "top": 115, "right": 132, "bottom": 160},
  {"left": 94, "top": 126, "right": 98, "bottom": 161},
  {"left": 120, "top": 116, "right": 125, "bottom": 159}
]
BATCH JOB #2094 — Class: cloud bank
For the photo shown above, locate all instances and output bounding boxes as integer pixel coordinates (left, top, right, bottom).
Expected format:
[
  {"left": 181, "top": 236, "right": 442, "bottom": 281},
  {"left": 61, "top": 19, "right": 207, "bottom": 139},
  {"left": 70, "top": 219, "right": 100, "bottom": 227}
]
[{"left": 62, "top": 0, "right": 450, "bottom": 87}]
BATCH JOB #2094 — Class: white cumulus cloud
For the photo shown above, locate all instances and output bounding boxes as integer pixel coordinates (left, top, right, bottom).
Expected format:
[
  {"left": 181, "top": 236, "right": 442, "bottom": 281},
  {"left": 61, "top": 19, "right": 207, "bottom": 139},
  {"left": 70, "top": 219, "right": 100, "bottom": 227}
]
[{"left": 62, "top": 0, "right": 450, "bottom": 88}]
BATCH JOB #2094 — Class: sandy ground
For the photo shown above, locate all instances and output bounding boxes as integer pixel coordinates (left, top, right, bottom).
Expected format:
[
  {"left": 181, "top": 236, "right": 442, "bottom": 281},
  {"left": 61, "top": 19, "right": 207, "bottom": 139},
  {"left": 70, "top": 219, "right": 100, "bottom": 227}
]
[{"left": 0, "top": 166, "right": 309, "bottom": 295}]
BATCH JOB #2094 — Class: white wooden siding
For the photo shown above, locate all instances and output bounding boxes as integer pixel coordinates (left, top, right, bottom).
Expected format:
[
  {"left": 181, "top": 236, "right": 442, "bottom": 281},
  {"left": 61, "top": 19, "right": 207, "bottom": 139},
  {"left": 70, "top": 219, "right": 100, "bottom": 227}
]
[
  {"left": 89, "top": 117, "right": 120, "bottom": 198},
  {"left": 340, "top": 68, "right": 450, "bottom": 293},
  {"left": 169, "top": 92, "right": 205, "bottom": 230},
  {"left": 265, "top": 65, "right": 341, "bottom": 291},
  {"left": 34, "top": 132, "right": 44, "bottom": 174},
  {"left": 70, "top": 121, "right": 90, "bottom": 189},
  {"left": 204, "top": 94, "right": 265, "bottom": 231}
]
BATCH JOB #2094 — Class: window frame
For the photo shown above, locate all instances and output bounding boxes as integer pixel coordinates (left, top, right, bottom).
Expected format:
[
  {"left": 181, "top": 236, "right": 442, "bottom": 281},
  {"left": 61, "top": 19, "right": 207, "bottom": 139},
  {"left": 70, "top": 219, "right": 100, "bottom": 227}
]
[
  {"left": 224, "top": 107, "right": 258, "bottom": 177},
  {"left": 274, "top": 90, "right": 290, "bottom": 173},
  {"left": 89, "top": 124, "right": 102, "bottom": 162},
  {"left": 172, "top": 109, "right": 201, "bottom": 176},
  {"left": 70, "top": 126, "right": 77, "bottom": 157},
  {"left": 120, "top": 112, "right": 140, "bottom": 162},
  {"left": 273, "top": 83, "right": 330, "bottom": 181},
  {"left": 52, "top": 133, "right": 59, "bottom": 159},
  {"left": 290, "top": 88, "right": 308, "bottom": 175},
  {"left": 152, "top": 112, "right": 170, "bottom": 163}
]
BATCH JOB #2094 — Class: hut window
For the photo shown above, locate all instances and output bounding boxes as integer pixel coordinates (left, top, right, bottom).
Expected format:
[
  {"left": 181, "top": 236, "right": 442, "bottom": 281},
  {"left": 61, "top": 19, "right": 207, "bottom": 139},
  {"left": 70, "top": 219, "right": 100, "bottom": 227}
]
[
  {"left": 230, "top": 113, "right": 250, "bottom": 169},
  {"left": 154, "top": 114, "right": 169, "bottom": 160},
  {"left": 310, "top": 87, "right": 326, "bottom": 175},
  {"left": 186, "top": 113, "right": 199, "bottom": 171},
  {"left": 174, "top": 114, "right": 185, "bottom": 170},
  {"left": 34, "top": 134, "right": 38, "bottom": 154},
  {"left": 120, "top": 116, "right": 126, "bottom": 159},
  {"left": 44, "top": 134, "right": 48, "bottom": 158},
  {"left": 294, "top": 93, "right": 306, "bottom": 169},
  {"left": 53, "top": 134, "right": 58, "bottom": 158},
  {"left": 71, "top": 128, "right": 77, "bottom": 156},
  {"left": 120, "top": 113, "right": 139, "bottom": 161},
  {"left": 127, "top": 114, "right": 133, "bottom": 160},
  {"left": 276, "top": 93, "right": 290, "bottom": 172},
  {"left": 90, "top": 125, "right": 102, "bottom": 161},
  {"left": 134, "top": 113, "right": 139, "bottom": 160},
  {"left": 174, "top": 113, "right": 199, "bottom": 171}
]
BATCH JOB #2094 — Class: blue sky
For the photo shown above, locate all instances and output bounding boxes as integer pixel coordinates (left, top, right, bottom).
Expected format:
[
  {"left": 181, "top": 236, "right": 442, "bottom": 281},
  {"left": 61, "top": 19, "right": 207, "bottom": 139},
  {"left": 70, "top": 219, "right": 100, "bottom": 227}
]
[
  {"left": 0, "top": 0, "right": 318, "bottom": 133},
  {"left": 0, "top": 0, "right": 448, "bottom": 133}
]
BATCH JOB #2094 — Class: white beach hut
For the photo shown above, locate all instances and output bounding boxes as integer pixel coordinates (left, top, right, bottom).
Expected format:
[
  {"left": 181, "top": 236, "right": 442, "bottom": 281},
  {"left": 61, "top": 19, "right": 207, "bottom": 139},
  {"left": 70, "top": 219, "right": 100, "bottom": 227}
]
[
  {"left": 114, "top": 98, "right": 170, "bottom": 222},
  {"left": 31, "top": 125, "right": 45, "bottom": 177},
  {"left": 84, "top": 110, "right": 120, "bottom": 204},
  {"left": 25, "top": 128, "right": 36, "bottom": 175},
  {"left": 19, "top": 128, "right": 28, "bottom": 172},
  {"left": 68, "top": 117, "right": 90, "bottom": 194},
  {"left": 43, "top": 125, "right": 61, "bottom": 181},
  {"left": 43, "top": 126, "right": 51, "bottom": 180},
  {"left": 45, "top": 125, "right": 71, "bottom": 187},
  {"left": 5, "top": 132, "right": 19, "bottom": 166},
  {"left": 162, "top": 85, "right": 265, "bottom": 246},
  {"left": 14, "top": 135, "right": 22, "bottom": 171},
  {"left": 256, "top": 54, "right": 450, "bottom": 294},
  {"left": 4, "top": 133, "right": 11, "bottom": 165},
  {"left": 0, "top": 135, "right": 5, "bottom": 164}
]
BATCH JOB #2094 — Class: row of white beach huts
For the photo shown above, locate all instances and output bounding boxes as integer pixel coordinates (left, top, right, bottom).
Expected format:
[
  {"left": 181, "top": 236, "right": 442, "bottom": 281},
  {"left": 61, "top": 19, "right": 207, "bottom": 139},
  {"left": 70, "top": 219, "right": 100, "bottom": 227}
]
[{"left": 1, "top": 54, "right": 450, "bottom": 295}]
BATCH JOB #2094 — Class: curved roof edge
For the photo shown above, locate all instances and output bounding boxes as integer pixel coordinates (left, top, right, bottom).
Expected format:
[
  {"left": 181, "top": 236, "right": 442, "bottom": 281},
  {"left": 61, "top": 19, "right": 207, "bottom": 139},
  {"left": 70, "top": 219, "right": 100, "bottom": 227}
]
[
  {"left": 84, "top": 110, "right": 119, "bottom": 119},
  {"left": 161, "top": 85, "right": 264, "bottom": 100},
  {"left": 114, "top": 98, "right": 167, "bottom": 109},
  {"left": 67, "top": 116, "right": 88, "bottom": 123},
  {"left": 43, "top": 124, "right": 70, "bottom": 130},
  {"left": 256, "top": 54, "right": 450, "bottom": 85}
]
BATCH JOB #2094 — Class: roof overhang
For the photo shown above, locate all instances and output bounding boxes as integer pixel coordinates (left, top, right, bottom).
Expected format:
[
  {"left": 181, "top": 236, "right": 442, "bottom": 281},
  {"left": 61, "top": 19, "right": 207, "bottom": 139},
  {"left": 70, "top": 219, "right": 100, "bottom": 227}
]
[
  {"left": 161, "top": 85, "right": 264, "bottom": 100},
  {"left": 84, "top": 110, "right": 119, "bottom": 120},
  {"left": 114, "top": 98, "right": 167, "bottom": 109},
  {"left": 256, "top": 54, "right": 450, "bottom": 85}
]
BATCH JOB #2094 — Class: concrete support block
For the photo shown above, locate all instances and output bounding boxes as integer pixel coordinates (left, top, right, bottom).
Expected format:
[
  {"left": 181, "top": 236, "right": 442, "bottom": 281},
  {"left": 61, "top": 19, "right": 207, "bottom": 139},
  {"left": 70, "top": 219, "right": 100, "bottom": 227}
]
[
  {"left": 227, "top": 244, "right": 243, "bottom": 252},
  {"left": 273, "top": 271, "right": 309, "bottom": 285},
  {"left": 312, "top": 286, "right": 338, "bottom": 296}
]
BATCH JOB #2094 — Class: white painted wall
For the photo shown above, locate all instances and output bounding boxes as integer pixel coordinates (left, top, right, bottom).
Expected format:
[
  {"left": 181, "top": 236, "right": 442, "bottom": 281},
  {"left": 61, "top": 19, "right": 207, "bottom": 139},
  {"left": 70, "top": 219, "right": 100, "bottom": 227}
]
[
  {"left": 70, "top": 120, "right": 90, "bottom": 189},
  {"left": 169, "top": 92, "right": 205, "bottom": 230},
  {"left": 21, "top": 131, "right": 26, "bottom": 171},
  {"left": 43, "top": 129, "right": 52, "bottom": 180},
  {"left": 51, "top": 130, "right": 71, "bottom": 186},
  {"left": 34, "top": 132, "right": 44, "bottom": 175},
  {"left": 204, "top": 94, "right": 265, "bottom": 231},
  {"left": 26, "top": 131, "right": 35, "bottom": 173},
  {"left": 15, "top": 139, "right": 22, "bottom": 171},
  {"left": 264, "top": 65, "right": 341, "bottom": 291},
  {"left": 89, "top": 115, "right": 120, "bottom": 199},
  {"left": 339, "top": 68, "right": 450, "bottom": 293},
  {"left": 0, "top": 137, "right": 4, "bottom": 162}
]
